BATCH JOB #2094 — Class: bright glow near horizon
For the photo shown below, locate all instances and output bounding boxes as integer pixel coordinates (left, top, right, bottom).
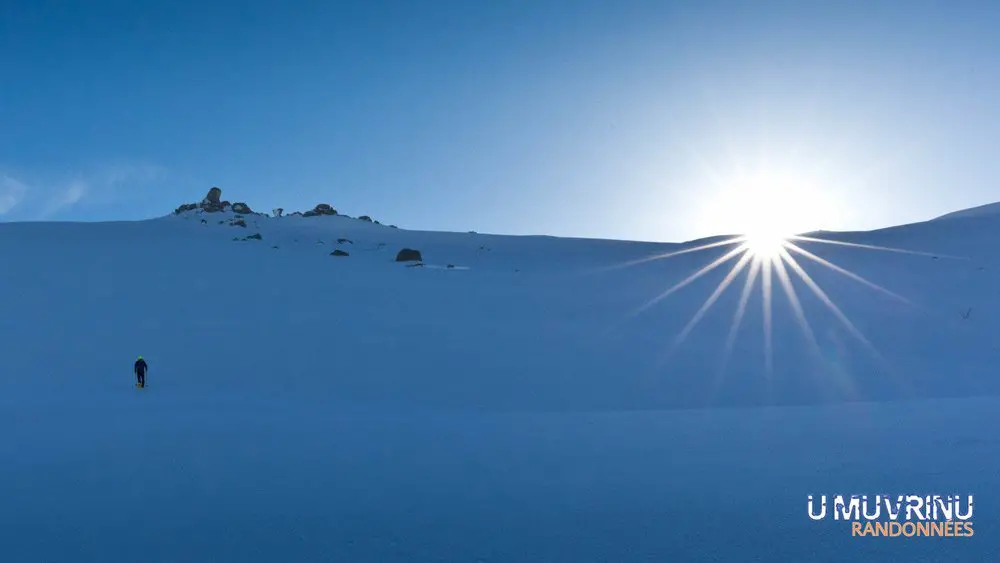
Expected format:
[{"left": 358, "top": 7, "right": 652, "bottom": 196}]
[
  {"left": 728, "top": 173, "right": 802, "bottom": 262},
  {"left": 718, "top": 165, "right": 844, "bottom": 243},
  {"left": 613, "top": 158, "right": 932, "bottom": 380}
]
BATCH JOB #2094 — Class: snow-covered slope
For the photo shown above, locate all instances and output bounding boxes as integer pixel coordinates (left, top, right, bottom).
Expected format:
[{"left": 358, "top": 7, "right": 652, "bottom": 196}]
[
  {"left": 933, "top": 200, "right": 1000, "bottom": 221},
  {"left": 1, "top": 203, "right": 997, "bottom": 562}
]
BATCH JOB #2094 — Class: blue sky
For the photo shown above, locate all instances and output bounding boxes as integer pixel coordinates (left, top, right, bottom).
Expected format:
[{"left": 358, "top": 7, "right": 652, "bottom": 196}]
[{"left": 2, "top": 0, "right": 999, "bottom": 241}]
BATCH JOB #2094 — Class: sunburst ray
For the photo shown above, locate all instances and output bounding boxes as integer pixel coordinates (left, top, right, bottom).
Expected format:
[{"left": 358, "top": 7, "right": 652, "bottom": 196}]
[
  {"left": 711, "top": 258, "right": 762, "bottom": 400},
  {"left": 791, "top": 235, "right": 965, "bottom": 260},
  {"left": 779, "top": 249, "right": 882, "bottom": 359},
  {"left": 761, "top": 258, "right": 774, "bottom": 377},
  {"left": 630, "top": 244, "right": 748, "bottom": 317},
  {"left": 721, "top": 259, "right": 762, "bottom": 368},
  {"left": 783, "top": 242, "right": 912, "bottom": 305},
  {"left": 771, "top": 251, "right": 821, "bottom": 356},
  {"left": 670, "top": 251, "right": 754, "bottom": 350},
  {"left": 595, "top": 236, "right": 744, "bottom": 274}
]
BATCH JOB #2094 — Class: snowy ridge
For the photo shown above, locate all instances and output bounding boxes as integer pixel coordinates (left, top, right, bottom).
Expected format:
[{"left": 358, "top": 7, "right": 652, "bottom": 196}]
[{"left": 933, "top": 200, "right": 1000, "bottom": 221}]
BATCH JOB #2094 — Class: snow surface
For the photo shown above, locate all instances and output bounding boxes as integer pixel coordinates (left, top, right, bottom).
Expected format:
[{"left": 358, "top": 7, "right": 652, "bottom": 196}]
[
  {"left": 934, "top": 201, "right": 1000, "bottom": 221},
  {"left": 1, "top": 207, "right": 998, "bottom": 562}
]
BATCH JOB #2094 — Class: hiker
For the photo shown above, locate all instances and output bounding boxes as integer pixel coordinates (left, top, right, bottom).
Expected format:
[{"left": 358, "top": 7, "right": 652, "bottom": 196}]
[{"left": 134, "top": 356, "right": 148, "bottom": 388}]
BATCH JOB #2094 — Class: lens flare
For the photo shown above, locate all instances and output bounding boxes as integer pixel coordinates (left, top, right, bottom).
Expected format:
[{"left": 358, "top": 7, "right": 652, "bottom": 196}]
[{"left": 618, "top": 232, "right": 943, "bottom": 383}]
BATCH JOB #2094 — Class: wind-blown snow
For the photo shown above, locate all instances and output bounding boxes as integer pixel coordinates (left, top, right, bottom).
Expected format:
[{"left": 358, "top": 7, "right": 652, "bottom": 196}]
[{"left": 1, "top": 206, "right": 997, "bottom": 562}]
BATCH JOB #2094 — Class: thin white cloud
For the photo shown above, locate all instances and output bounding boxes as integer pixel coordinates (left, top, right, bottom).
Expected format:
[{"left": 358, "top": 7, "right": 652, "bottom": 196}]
[
  {"left": 75, "top": 162, "right": 169, "bottom": 208},
  {"left": 0, "top": 175, "right": 29, "bottom": 215},
  {"left": 42, "top": 178, "right": 90, "bottom": 217},
  {"left": 0, "top": 162, "right": 168, "bottom": 219},
  {"left": 103, "top": 163, "right": 166, "bottom": 186}
]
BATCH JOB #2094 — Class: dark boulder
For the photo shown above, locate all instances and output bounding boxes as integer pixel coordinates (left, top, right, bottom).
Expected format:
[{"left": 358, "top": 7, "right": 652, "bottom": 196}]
[
  {"left": 395, "top": 248, "right": 423, "bottom": 262},
  {"left": 330, "top": 250, "right": 350, "bottom": 257}
]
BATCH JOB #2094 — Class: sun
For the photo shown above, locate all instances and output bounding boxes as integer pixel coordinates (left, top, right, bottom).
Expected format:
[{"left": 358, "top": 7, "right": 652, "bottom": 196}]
[
  {"left": 702, "top": 165, "right": 834, "bottom": 258},
  {"left": 742, "top": 228, "right": 789, "bottom": 261},
  {"left": 725, "top": 183, "right": 801, "bottom": 261}
]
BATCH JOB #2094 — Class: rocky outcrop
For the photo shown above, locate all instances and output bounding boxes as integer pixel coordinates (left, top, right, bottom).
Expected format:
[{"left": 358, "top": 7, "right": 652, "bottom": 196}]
[
  {"left": 174, "top": 187, "right": 231, "bottom": 214},
  {"left": 303, "top": 204, "right": 338, "bottom": 217},
  {"left": 395, "top": 248, "right": 423, "bottom": 262},
  {"left": 201, "top": 188, "right": 227, "bottom": 213},
  {"left": 204, "top": 187, "right": 221, "bottom": 205},
  {"left": 231, "top": 202, "right": 253, "bottom": 215},
  {"left": 171, "top": 191, "right": 399, "bottom": 230},
  {"left": 330, "top": 250, "right": 350, "bottom": 257}
]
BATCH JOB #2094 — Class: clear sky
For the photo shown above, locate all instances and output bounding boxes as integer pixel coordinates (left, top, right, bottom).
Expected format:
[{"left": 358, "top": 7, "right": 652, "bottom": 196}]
[{"left": 2, "top": 0, "right": 999, "bottom": 242}]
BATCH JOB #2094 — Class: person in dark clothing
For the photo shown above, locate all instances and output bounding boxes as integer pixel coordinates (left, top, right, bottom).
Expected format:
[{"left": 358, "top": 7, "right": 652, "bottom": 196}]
[{"left": 134, "top": 356, "right": 148, "bottom": 388}]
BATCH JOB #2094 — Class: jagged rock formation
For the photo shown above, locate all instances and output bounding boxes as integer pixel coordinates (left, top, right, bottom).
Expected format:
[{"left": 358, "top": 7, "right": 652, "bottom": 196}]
[
  {"left": 172, "top": 190, "right": 398, "bottom": 229},
  {"left": 231, "top": 202, "right": 253, "bottom": 215},
  {"left": 303, "top": 204, "right": 338, "bottom": 217},
  {"left": 174, "top": 187, "right": 232, "bottom": 214}
]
